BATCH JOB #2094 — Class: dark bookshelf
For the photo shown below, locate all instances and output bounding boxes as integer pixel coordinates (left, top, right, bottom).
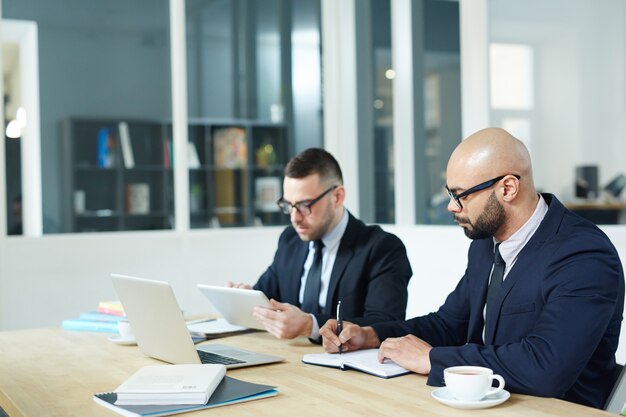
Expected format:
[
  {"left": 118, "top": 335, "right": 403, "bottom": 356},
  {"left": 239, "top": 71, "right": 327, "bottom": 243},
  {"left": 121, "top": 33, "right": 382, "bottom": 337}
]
[
  {"left": 63, "top": 118, "right": 289, "bottom": 232},
  {"left": 62, "top": 118, "right": 173, "bottom": 233}
]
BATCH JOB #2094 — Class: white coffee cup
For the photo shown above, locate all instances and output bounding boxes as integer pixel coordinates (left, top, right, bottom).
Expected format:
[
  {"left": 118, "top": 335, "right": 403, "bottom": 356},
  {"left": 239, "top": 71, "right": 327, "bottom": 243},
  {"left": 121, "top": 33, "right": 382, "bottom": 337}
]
[
  {"left": 444, "top": 366, "right": 505, "bottom": 401},
  {"left": 117, "top": 321, "right": 134, "bottom": 340}
]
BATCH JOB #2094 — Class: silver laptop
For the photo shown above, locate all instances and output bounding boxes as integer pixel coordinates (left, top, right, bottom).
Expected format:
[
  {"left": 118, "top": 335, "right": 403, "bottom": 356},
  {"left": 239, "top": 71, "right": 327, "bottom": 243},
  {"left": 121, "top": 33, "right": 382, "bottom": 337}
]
[
  {"left": 110, "top": 273, "right": 283, "bottom": 369},
  {"left": 197, "top": 284, "right": 271, "bottom": 330}
]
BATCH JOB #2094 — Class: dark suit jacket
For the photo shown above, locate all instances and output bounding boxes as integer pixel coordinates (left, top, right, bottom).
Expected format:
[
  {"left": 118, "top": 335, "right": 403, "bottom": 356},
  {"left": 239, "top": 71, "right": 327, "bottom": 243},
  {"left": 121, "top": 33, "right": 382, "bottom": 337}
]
[
  {"left": 254, "top": 212, "right": 412, "bottom": 328},
  {"left": 373, "top": 194, "right": 624, "bottom": 408}
]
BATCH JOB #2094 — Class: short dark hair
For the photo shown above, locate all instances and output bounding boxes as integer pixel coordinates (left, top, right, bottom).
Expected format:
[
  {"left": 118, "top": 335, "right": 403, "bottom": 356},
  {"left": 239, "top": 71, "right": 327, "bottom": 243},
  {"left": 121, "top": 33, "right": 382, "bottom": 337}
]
[{"left": 284, "top": 148, "right": 343, "bottom": 185}]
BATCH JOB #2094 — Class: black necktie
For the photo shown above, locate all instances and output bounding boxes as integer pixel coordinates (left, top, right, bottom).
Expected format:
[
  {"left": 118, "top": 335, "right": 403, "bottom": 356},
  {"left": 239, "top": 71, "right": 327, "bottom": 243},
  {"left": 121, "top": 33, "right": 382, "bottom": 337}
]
[
  {"left": 302, "top": 240, "right": 324, "bottom": 314},
  {"left": 485, "top": 243, "right": 505, "bottom": 331}
]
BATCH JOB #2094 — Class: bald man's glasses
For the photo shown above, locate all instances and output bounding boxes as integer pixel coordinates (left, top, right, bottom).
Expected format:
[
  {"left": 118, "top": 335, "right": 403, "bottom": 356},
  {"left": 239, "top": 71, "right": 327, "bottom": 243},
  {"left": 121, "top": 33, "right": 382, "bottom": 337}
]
[
  {"left": 446, "top": 175, "right": 520, "bottom": 209},
  {"left": 277, "top": 185, "right": 338, "bottom": 216}
]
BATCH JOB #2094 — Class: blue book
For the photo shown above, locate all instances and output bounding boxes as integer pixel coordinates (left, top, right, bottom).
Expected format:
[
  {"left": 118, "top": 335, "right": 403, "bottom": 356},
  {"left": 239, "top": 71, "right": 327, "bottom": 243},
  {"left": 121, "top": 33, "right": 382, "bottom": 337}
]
[
  {"left": 79, "top": 311, "right": 126, "bottom": 323},
  {"left": 62, "top": 319, "right": 119, "bottom": 333},
  {"left": 97, "top": 128, "right": 110, "bottom": 168},
  {"left": 93, "top": 376, "right": 277, "bottom": 416}
]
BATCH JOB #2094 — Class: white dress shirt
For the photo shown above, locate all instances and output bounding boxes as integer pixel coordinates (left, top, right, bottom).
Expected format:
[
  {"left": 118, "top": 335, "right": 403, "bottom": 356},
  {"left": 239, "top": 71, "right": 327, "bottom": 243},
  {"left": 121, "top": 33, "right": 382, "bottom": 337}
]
[{"left": 299, "top": 209, "right": 349, "bottom": 338}]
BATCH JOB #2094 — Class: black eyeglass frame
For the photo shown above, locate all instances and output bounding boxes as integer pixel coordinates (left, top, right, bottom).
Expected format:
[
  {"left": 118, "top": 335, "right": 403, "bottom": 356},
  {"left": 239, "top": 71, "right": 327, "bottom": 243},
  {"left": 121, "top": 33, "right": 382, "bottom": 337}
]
[
  {"left": 446, "top": 175, "right": 521, "bottom": 209},
  {"left": 276, "top": 185, "right": 338, "bottom": 216}
]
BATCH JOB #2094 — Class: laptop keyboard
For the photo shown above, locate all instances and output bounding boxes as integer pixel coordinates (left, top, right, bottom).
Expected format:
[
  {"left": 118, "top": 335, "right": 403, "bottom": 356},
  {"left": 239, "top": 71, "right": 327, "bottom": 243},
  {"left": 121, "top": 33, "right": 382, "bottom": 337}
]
[{"left": 198, "top": 350, "right": 246, "bottom": 365}]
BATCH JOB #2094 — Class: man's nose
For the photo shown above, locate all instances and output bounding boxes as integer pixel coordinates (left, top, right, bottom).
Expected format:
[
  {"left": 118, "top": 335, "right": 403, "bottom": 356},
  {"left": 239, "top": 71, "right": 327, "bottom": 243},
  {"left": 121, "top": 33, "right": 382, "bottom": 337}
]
[
  {"left": 447, "top": 198, "right": 461, "bottom": 213},
  {"left": 291, "top": 207, "right": 303, "bottom": 222}
]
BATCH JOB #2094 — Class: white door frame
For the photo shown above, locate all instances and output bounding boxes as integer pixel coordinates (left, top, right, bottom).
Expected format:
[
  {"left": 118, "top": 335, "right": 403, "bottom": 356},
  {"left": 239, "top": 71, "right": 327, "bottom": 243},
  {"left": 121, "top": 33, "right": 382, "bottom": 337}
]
[{"left": 1, "top": 19, "right": 43, "bottom": 236}]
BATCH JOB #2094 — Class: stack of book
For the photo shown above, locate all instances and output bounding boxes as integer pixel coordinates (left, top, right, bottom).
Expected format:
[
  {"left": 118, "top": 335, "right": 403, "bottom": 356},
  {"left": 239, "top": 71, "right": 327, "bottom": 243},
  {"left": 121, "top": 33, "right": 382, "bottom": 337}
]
[
  {"left": 94, "top": 364, "right": 278, "bottom": 416},
  {"left": 62, "top": 301, "right": 126, "bottom": 333}
]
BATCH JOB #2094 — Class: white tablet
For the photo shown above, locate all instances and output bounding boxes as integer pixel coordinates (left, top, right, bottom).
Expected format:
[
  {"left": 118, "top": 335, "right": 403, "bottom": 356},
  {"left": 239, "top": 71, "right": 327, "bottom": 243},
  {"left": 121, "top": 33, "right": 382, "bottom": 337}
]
[{"left": 197, "top": 284, "right": 271, "bottom": 330}]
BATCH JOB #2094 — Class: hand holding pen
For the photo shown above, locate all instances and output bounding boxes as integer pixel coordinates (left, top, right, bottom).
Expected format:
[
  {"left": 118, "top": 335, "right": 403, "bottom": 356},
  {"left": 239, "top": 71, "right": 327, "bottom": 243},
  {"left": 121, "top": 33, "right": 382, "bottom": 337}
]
[{"left": 336, "top": 300, "right": 343, "bottom": 354}]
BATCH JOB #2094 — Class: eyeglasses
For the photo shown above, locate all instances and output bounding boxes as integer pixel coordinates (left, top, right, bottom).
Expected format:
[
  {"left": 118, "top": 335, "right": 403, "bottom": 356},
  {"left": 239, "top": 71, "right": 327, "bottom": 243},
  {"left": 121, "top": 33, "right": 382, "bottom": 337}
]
[
  {"left": 446, "top": 175, "right": 520, "bottom": 209},
  {"left": 277, "top": 185, "right": 338, "bottom": 215}
]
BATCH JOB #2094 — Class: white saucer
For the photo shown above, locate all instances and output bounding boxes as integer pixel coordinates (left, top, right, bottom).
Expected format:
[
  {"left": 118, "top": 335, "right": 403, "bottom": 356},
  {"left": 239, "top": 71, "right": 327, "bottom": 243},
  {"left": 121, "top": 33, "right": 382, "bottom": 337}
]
[
  {"left": 431, "top": 387, "right": 510, "bottom": 409},
  {"left": 108, "top": 335, "right": 137, "bottom": 346}
]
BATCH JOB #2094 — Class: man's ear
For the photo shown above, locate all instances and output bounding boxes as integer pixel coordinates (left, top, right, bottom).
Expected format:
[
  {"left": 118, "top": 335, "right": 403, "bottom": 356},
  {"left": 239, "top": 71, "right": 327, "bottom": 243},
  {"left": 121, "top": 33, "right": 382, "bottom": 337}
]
[
  {"left": 501, "top": 175, "right": 520, "bottom": 202},
  {"left": 333, "top": 185, "right": 346, "bottom": 207}
]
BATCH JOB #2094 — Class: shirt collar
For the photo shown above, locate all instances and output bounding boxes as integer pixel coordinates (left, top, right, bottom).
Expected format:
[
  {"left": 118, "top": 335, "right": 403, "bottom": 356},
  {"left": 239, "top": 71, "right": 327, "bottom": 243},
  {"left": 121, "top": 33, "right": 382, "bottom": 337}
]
[{"left": 495, "top": 194, "right": 549, "bottom": 266}]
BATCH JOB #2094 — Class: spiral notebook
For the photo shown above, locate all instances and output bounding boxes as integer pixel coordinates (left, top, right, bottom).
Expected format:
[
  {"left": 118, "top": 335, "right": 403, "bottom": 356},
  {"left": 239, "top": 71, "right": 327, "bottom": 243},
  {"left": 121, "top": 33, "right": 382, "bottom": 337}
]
[{"left": 94, "top": 376, "right": 277, "bottom": 417}]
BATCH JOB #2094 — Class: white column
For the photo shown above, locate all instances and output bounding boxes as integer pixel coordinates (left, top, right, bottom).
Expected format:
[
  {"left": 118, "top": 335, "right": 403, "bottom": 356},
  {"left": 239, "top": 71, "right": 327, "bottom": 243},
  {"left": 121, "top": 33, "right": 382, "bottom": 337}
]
[
  {"left": 170, "top": 0, "right": 190, "bottom": 231},
  {"left": 459, "top": 0, "right": 490, "bottom": 137},
  {"left": 391, "top": 0, "right": 416, "bottom": 225},
  {"left": 20, "top": 21, "right": 42, "bottom": 236},
  {"left": 321, "top": 0, "right": 359, "bottom": 216},
  {"left": 0, "top": 20, "right": 42, "bottom": 236},
  {"left": 0, "top": 13, "right": 5, "bottom": 238}
]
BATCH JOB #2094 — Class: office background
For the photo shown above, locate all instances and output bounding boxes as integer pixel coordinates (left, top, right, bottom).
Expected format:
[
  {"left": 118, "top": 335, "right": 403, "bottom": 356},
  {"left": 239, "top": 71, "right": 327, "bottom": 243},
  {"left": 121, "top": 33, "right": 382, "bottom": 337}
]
[{"left": 1, "top": 0, "right": 626, "bottom": 359}]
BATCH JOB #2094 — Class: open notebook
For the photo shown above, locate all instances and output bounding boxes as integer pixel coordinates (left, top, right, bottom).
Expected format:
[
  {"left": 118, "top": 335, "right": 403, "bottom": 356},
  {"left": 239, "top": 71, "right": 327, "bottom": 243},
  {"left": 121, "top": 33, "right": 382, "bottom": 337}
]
[{"left": 302, "top": 349, "right": 410, "bottom": 378}]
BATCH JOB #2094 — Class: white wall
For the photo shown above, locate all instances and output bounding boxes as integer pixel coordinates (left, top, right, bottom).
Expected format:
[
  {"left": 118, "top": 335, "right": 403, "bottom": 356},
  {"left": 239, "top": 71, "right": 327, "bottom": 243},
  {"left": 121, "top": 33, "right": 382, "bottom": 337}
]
[
  {"left": 1, "top": 225, "right": 626, "bottom": 362},
  {"left": 489, "top": 0, "right": 626, "bottom": 199}
]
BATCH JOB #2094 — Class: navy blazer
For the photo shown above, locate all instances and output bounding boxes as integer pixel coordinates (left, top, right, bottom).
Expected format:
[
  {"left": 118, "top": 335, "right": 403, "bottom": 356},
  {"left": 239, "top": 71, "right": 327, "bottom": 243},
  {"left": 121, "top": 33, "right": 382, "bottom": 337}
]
[
  {"left": 373, "top": 194, "right": 624, "bottom": 408},
  {"left": 254, "top": 212, "right": 412, "bottom": 328}
]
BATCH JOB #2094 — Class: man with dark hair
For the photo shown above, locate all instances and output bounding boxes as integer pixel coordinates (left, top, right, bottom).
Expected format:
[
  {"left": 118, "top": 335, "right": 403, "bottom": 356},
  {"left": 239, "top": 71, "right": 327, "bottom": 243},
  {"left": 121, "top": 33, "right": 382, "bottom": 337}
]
[
  {"left": 229, "top": 148, "right": 412, "bottom": 341},
  {"left": 320, "top": 129, "right": 624, "bottom": 408}
]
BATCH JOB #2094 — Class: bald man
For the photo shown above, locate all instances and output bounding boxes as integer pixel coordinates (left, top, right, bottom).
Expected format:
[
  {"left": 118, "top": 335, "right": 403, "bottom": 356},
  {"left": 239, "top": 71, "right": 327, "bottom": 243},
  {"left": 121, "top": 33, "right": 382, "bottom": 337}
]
[{"left": 320, "top": 128, "right": 624, "bottom": 408}]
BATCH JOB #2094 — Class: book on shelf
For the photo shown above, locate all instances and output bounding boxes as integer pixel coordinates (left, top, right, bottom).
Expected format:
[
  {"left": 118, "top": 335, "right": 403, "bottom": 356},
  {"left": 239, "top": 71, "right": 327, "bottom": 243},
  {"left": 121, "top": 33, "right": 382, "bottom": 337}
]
[
  {"left": 62, "top": 318, "right": 119, "bottom": 333},
  {"left": 97, "top": 301, "right": 126, "bottom": 317},
  {"left": 255, "top": 177, "right": 281, "bottom": 212},
  {"left": 126, "top": 183, "right": 150, "bottom": 215},
  {"left": 187, "top": 142, "right": 201, "bottom": 168},
  {"left": 97, "top": 127, "right": 116, "bottom": 168},
  {"left": 114, "top": 364, "right": 226, "bottom": 405},
  {"left": 118, "top": 121, "right": 135, "bottom": 169},
  {"left": 213, "top": 127, "right": 247, "bottom": 168},
  {"left": 80, "top": 311, "right": 127, "bottom": 322},
  {"left": 94, "top": 375, "right": 278, "bottom": 417},
  {"left": 163, "top": 139, "right": 172, "bottom": 168},
  {"left": 302, "top": 349, "right": 410, "bottom": 379}
]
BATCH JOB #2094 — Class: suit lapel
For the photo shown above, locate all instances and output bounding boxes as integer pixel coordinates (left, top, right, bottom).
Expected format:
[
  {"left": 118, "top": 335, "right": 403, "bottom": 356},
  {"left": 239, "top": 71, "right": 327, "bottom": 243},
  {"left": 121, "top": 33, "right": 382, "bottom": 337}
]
[
  {"left": 484, "top": 194, "right": 563, "bottom": 344},
  {"left": 324, "top": 215, "right": 358, "bottom": 313}
]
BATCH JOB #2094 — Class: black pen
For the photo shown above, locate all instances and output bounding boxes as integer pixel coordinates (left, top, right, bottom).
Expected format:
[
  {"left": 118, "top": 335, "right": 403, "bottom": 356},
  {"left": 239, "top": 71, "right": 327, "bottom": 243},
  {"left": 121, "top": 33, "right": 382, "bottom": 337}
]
[{"left": 336, "top": 300, "right": 343, "bottom": 355}]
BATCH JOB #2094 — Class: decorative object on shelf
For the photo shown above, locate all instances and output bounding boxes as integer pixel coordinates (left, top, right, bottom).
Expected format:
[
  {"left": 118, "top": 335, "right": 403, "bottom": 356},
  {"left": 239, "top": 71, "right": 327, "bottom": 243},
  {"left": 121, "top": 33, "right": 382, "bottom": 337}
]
[
  {"left": 213, "top": 127, "right": 247, "bottom": 168},
  {"left": 74, "top": 190, "right": 86, "bottom": 214},
  {"left": 255, "top": 177, "right": 281, "bottom": 212},
  {"left": 118, "top": 121, "right": 135, "bottom": 169},
  {"left": 255, "top": 144, "right": 277, "bottom": 168},
  {"left": 127, "top": 183, "right": 151, "bottom": 214},
  {"left": 190, "top": 184, "right": 204, "bottom": 213}
]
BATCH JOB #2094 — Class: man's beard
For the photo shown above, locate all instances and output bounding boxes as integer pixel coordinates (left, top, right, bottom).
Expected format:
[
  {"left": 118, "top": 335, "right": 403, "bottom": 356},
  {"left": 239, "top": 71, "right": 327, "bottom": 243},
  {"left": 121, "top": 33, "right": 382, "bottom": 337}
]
[{"left": 454, "top": 191, "right": 505, "bottom": 240}]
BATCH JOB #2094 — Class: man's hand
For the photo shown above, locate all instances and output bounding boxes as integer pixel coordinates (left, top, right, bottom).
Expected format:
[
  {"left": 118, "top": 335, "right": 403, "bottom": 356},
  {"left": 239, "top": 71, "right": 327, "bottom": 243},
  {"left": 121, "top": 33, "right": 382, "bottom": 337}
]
[
  {"left": 320, "top": 320, "right": 380, "bottom": 353},
  {"left": 377, "top": 335, "right": 432, "bottom": 374},
  {"left": 253, "top": 299, "right": 313, "bottom": 339},
  {"left": 226, "top": 281, "right": 252, "bottom": 290}
]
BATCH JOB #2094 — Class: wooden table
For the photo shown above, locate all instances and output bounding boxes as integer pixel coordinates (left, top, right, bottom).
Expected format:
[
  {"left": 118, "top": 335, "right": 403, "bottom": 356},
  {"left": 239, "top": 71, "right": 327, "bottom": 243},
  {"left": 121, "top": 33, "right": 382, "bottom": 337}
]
[{"left": 0, "top": 328, "right": 613, "bottom": 416}]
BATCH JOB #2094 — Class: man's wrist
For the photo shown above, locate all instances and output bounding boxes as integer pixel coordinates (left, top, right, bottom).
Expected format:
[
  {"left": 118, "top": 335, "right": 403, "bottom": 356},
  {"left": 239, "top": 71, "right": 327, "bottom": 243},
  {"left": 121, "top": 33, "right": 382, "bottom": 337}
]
[
  {"left": 363, "top": 326, "right": 381, "bottom": 348},
  {"left": 305, "top": 314, "right": 317, "bottom": 338}
]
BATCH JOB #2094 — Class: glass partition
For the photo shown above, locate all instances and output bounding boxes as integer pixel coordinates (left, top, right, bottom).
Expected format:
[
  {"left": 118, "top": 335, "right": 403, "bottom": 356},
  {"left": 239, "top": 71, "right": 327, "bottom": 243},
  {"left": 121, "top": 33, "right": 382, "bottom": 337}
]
[{"left": 3, "top": 0, "right": 172, "bottom": 233}]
